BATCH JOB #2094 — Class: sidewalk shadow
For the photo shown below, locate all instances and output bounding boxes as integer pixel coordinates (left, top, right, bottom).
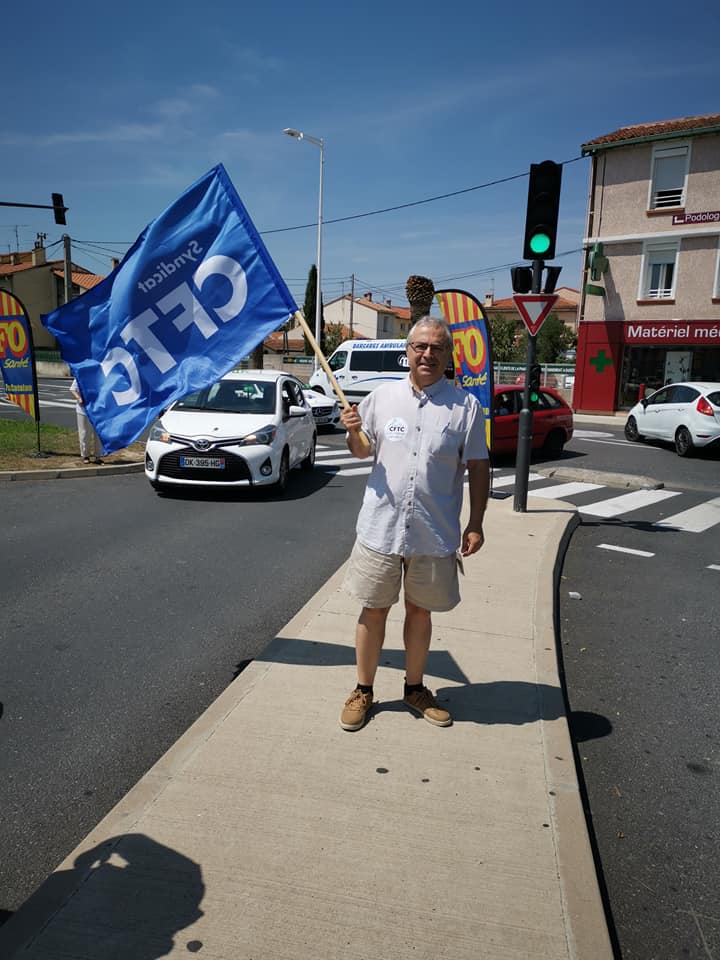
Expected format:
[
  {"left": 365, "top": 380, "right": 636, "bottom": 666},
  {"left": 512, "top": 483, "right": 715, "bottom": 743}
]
[
  {"left": 0, "top": 834, "right": 204, "bottom": 959},
  {"left": 255, "top": 637, "right": 470, "bottom": 685},
  {"left": 435, "top": 680, "right": 567, "bottom": 724}
]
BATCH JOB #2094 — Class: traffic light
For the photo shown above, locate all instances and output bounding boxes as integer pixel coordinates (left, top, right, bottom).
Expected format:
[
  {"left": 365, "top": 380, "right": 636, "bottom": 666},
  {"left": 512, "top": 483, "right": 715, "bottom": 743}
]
[
  {"left": 523, "top": 161, "right": 562, "bottom": 261},
  {"left": 528, "top": 363, "right": 542, "bottom": 407},
  {"left": 588, "top": 242, "right": 609, "bottom": 281},
  {"left": 543, "top": 265, "right": 562, "bottom": 294},
  {"left": 511, "top": 266, "right": 532, "bottom": 293},
  {"left": 51, "top": 192, "right": 67, "bottom": 225}
]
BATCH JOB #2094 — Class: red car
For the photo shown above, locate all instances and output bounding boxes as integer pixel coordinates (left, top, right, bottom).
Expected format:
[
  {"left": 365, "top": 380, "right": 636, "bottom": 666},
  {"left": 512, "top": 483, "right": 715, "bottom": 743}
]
[{"left": 491, "top": 384, "right": 573, "bottom": 455}]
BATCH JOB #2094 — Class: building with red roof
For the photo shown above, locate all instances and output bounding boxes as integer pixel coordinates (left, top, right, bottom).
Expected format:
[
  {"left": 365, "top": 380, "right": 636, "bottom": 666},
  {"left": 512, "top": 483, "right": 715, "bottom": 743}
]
[
  {"left": 574, "top": 114, "right": 720, "bottom": 413},
  {"left": 0, "top": 237, "right": 104, "bottom": 350}
]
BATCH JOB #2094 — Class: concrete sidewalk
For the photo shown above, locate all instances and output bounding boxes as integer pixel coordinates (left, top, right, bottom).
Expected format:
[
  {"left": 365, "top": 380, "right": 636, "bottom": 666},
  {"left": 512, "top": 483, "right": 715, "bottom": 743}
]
[{"left": 0, "top": 495, "right": 613, "bottom": 960}]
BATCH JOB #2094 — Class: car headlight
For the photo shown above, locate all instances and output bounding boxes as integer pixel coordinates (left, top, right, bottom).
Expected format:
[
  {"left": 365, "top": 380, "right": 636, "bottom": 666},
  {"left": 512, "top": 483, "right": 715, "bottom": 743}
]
[
  {"left": 238, "top": 425, "right": 277, "bottom": 446},
  {"left": 149, "top": 423, "right": 172, "bottom": 443}
]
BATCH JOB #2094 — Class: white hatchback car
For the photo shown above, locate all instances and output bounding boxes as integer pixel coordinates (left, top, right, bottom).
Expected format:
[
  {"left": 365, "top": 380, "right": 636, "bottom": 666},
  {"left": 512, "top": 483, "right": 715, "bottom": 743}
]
[
  {"left": 302, "top": 388, "right": 340, "bottom": 430},
  {"left": 145, "top": 370, "right": 316, "bottom": 492},
  {"left": 624, "top": 381, "right": 720, "bottom": 456}
]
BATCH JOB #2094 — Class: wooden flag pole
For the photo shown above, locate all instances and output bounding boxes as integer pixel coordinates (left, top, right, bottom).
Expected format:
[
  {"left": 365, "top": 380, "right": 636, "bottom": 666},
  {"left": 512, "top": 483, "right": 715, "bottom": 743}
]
[{"left": 292, "top": 310, "right": 370, "bottom": 453}]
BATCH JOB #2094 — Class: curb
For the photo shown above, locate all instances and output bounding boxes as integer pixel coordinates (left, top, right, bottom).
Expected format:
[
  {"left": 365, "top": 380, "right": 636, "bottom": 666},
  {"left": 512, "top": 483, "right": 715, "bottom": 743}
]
[
  {"left": 538, "top": 466, "right": 662, "bottom": 490},
  {"left": 0, "top": 462, "right": 145, "bottom": 482}
]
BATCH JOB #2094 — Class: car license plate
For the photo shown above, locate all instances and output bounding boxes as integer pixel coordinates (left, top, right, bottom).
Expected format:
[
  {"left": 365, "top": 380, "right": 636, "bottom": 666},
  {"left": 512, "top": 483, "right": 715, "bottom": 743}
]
[
  {"left": 180, "top": 456, "right": 226, "bottom": 469},
  {"left": 316, "top": 415, "right": 331, "bottom": 424}
]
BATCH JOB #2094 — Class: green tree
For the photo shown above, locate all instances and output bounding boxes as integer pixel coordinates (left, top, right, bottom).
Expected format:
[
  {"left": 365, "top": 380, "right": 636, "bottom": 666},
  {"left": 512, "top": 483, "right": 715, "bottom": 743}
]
[
  {"left": 535, "top": 314, "right": 575, "bottom": 363},
  {"left": 302, "top": 264, "right": 325, "bottom": 356},
  {"left": 489, "top": 313, "right": 523, "bottom": 362},
  {"left": 324, "top": 321, "right": 345, "bottom": 357}
]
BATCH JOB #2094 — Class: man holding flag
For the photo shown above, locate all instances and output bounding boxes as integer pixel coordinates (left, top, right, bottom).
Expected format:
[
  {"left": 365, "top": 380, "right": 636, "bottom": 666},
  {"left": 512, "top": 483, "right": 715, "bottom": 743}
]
[{"left": 338, "top": 316, "right": 490, "bottom": 733}]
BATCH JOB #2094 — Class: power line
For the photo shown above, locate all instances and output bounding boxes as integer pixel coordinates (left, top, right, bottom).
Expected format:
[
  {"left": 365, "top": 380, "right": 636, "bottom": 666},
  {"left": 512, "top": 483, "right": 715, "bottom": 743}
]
[{"left": 69, "top": 155, "right": 587, "bottom": 246}]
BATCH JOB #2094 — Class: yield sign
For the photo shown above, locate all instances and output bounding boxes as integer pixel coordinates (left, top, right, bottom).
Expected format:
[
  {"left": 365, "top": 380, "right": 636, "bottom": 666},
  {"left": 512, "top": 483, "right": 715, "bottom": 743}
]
[{"left": 512, "top": 294, "right": 558, "bottom": 336}]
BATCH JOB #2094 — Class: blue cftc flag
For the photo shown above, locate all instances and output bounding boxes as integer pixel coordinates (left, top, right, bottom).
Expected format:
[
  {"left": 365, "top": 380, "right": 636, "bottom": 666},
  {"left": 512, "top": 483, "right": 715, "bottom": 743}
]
[{"left": 43, "top": 164, "right": 298, "bottom": 453}]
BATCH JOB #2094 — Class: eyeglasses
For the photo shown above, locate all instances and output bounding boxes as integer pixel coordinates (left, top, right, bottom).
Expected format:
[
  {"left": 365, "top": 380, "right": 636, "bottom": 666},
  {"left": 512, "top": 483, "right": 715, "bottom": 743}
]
[{"left": 408, "top": 342, "right": 448, "bottom": 356}]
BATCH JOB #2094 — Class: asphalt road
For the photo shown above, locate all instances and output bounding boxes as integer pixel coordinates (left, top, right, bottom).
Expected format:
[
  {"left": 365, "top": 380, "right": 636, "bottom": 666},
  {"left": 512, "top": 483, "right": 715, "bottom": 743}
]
[
  {"left": 2, "top": 391, "right": 718, "bottom": 954},
  {"left": 0, "top": 457, "right": 365, "bottom": 914},
  {"left": 558, "top": 425, "right": 720, "bottom": 959}
]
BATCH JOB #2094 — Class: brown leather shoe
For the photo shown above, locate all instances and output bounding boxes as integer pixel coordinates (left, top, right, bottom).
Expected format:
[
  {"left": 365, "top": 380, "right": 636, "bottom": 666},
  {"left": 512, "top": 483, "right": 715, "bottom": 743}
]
[
  {"left": 403, "top": 686, "right": 452, "bottom": 727},
  {"left": 339, "top": 688, "right": 373, "bottom": 731}
]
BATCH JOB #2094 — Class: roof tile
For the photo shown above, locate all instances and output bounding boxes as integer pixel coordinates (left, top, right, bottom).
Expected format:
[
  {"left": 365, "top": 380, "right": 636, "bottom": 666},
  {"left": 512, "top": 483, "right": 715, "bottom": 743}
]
[{"left": 583, "top": 113, "right": 720, "bottom": 150}]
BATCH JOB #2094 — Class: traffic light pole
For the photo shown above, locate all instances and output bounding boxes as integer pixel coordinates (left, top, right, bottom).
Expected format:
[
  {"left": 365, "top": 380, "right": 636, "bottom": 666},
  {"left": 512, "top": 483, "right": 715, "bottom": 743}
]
[{"left": 513, "top": 259, "right": 543, "bottom": 513}]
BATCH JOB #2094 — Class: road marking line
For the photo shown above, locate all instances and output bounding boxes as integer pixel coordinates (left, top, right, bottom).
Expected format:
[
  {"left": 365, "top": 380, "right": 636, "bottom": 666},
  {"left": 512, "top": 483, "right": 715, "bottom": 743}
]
[
  {"left": 334, "top": 466, "right": 372, "bottom": 476},
  {"left": 597, "top": 543, "right": 655, "bottom": 557},
  {"left": 579, "top": 488, "right": 681, "bottom": 518},
  {"left": 576, "top": 438, "right": 662, "bottom": 449},
  {"left": 653, "top": 497, "right": 720, "bottom": 533},
  {"left": 316, "top": 455, "right": 364, "bottom": 467},
  {"left": 530, "top": 481, "right": 605, "bottom": 499},
  {"left": 708, "top": 564, "right": 720, "bottom": 572},
  {"left": 490, "top": 472, "right": 544, "bottom": 488}
]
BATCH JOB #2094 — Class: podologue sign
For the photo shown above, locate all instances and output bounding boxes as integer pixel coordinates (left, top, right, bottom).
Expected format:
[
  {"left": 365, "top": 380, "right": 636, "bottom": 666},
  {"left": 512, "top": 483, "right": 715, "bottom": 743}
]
[{"left": 513, "top": 294, "right": 558, "bottom": 336}]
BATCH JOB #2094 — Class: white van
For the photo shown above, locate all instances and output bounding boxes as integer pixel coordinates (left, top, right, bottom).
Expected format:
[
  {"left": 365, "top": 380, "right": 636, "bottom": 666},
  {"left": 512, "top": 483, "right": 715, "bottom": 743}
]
[{"left": 309, "top": 340, "right": 411, "bottom": 402}]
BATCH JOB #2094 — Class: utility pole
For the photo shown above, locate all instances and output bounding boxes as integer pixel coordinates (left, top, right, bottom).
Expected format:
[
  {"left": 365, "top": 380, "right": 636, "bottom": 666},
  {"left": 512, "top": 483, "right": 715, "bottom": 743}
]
[
  {"left": 349, "top": 272, "right": 355, "bottom": 337},
  {"left": 63, "top": 234, "right": 72, "bottom": 304}
]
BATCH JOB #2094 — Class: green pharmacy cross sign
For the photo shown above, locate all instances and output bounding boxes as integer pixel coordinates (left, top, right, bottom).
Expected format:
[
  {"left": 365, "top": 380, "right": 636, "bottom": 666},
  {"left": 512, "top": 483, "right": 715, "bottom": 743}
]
[{"left": 590, "top": 349, "right": 613, "bottom": 373}]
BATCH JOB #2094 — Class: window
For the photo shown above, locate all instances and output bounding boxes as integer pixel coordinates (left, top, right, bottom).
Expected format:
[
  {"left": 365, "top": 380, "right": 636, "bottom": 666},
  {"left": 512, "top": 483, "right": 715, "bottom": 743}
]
[
  {"left": 670, "top": 385, "right": 699, "bottom": 403},
  {"left": 649, "top": 144, "right": 689, "bottom": 209},
  {"left": 641, "top": 241, "right": 679, "bottom": 299},
  {"left": 349, "top": 349, "right": 409, "bottom": 372},
  {"left": 646, "top": 386, "right": 672, "bottom": 406},
  {"left": 539, "top": 391, "right": 563, "bottom": 409},
  {"left": 328, "top": 350, "right": 347, "bottom": 372}
]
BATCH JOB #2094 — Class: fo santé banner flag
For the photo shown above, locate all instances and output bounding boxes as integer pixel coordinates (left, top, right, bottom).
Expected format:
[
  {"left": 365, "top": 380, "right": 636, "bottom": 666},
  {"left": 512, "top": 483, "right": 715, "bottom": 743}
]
[
  {"left": 43, "top": 164, "right": 297, "bottom": 453},
  {"left": 435, "top": 289, "right": 494, "bottom": 450},
  {"left": 0, "top": 289, "right": 40, "bottom": 420}
]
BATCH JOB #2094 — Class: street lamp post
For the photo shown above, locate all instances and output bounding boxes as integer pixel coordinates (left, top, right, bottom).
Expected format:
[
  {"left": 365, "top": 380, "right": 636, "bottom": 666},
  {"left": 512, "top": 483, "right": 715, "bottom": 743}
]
[{"left": 283, "top": 128, "right": 324, "bottom": 372}]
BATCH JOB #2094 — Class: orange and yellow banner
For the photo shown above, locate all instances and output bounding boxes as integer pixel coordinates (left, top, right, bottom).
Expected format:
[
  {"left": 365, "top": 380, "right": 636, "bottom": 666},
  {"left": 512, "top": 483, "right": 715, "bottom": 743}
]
[
  {"left": 435, "top": 288, "right": 494, "bottom": 449},
  {"left": 0, "top": 289, "right": 38, "bottom": 420}
]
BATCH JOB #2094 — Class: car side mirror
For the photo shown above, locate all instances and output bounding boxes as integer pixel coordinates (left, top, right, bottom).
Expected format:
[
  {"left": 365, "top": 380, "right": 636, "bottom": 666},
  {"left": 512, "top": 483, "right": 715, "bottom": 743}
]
[
  {"left": 288, "top": 404, "right": 307, "bottom": 418},
  {"left": 641, "top": 398, "right": 649, "bottom": 409}
]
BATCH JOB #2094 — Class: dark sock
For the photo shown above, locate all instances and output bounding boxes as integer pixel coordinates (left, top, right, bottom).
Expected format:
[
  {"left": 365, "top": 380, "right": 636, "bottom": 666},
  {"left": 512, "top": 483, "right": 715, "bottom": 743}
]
[
  {"left": 404, "top": 681, "right": 424, "bottom": 696},
  {"left": 356, "top": 683, "right": 373, "bottom": 695}
]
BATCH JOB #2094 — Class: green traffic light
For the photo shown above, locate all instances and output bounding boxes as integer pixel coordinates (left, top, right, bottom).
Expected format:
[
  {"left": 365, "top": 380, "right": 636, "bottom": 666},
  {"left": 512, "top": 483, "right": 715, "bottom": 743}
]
[{"left": 529, "top": 232, "right": 551, "bottom": 255}]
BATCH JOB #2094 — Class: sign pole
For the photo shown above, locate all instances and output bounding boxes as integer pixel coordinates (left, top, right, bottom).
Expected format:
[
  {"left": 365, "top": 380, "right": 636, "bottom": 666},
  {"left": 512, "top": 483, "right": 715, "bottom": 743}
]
[{"left": 513, "top": 260, "right": 543, "bottom": 512}]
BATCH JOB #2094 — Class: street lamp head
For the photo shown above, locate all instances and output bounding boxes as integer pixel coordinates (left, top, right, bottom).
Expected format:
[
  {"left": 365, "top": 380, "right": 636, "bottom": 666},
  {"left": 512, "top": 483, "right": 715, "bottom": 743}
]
[{"left": 283, "top": 128, "right": 302, "bottom": 140}]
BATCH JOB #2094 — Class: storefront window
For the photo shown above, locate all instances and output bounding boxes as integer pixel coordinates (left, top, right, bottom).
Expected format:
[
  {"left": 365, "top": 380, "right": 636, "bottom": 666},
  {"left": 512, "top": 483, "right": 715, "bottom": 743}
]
[
  {"left": 619, "top": 347, "right": 665, "bottom": 407},
  {"left": 691, "top": 347, "right": 720, "bottom": 381},
  {"left": 619, "top": 345, "right": 720, "bottom": 408}
]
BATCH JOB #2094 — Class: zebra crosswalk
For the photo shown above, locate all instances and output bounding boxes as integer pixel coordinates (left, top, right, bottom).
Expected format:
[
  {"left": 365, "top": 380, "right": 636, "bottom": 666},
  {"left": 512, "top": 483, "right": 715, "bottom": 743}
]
[{"left": 314, "top": 445, "right": 720, "bottom": 535}]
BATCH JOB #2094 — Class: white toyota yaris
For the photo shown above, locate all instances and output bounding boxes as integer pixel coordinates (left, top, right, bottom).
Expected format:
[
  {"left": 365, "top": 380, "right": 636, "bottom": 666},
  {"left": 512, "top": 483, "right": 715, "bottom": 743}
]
[
  {"left": 624, "top": 381, "right": 720, "bottom": 456},
  {"left": 144, "top": 369, "right": 316, "bottom": 493}
]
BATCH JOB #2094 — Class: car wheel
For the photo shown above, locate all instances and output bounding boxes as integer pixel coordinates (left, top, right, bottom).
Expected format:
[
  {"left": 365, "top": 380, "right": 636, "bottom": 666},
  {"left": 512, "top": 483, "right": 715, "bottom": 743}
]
[
  {"left": 543, "top": 429, "right": 566, "bottom": 456},
  {"left": 675, "top": 426, "right": 694, "bottom": 457},
  {"left": 301, "top": 435, "right": 316, "bottom": 470},
  {"left": 624, "top": 416, "right": 643, "bottom": 442},
  {"left": 272, "top": 448, "right": 290, "bottom": 492}
]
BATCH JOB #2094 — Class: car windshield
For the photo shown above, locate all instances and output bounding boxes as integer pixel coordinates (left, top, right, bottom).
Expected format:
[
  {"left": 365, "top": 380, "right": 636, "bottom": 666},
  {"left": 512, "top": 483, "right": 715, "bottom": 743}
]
[{"left": 174, "top": 380, "right": 276, "bottom": 415}]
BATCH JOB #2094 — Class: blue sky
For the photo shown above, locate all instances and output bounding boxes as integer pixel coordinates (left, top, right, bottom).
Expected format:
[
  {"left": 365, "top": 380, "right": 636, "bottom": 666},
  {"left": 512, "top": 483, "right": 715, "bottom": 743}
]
[{"left": 2, "top": 0, "right": 718, "bottom": 308}]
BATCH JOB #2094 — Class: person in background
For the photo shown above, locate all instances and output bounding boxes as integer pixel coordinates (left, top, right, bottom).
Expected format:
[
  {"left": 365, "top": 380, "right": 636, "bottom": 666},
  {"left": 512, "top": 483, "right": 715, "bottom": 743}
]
[
  {"left": 69, "top": 378, "right": 103, "bottom": 464},
  {"left": 338, "top": 316, "right": 490, "bottom": 732}
]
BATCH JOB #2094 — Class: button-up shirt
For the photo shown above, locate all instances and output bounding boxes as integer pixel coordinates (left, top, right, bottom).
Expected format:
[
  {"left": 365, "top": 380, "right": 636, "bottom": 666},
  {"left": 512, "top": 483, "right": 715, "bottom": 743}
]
[{"left": 354, "top": 377, "right": 488, "bottom": 557}]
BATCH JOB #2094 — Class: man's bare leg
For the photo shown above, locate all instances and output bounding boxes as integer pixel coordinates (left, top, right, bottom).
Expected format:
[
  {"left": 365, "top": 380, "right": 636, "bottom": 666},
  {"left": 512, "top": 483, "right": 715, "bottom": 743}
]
[
  {"left": 356, "top": 606, "right": 390, "bottom": 685},
  {"left": 403, "top": 599, "right": 432, "bottom": 684}
]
